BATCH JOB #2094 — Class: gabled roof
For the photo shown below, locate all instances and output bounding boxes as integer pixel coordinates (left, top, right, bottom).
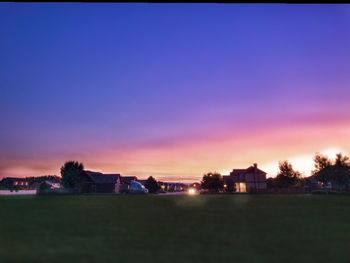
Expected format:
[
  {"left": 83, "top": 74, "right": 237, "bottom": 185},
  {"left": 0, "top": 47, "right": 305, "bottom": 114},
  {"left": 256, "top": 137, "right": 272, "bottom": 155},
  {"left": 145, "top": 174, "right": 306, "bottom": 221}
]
[
  {"left": 245, "top": 166, "right": 266, "bottom": 175},
  {"left": 84, "top": 171, "right": 120, "bottom": 184},
  {"left": 229, "top": 165, "right": 267, "bottom": 177}
]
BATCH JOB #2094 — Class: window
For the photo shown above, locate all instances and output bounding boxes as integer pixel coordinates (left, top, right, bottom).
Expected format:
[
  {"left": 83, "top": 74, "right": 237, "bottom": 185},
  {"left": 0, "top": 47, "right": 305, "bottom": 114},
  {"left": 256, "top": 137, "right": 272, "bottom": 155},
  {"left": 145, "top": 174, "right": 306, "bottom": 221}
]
[{"left": 235, "top": 182, "right": 247, "bottom": 193}]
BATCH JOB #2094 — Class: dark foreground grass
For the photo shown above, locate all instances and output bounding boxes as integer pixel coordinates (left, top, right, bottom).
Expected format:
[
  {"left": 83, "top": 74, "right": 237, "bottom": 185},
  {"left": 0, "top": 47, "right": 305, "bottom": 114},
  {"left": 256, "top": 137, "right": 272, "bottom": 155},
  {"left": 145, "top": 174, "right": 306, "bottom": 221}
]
[{"left": 1, "top": 195, "right": 350, "bottom": 263}]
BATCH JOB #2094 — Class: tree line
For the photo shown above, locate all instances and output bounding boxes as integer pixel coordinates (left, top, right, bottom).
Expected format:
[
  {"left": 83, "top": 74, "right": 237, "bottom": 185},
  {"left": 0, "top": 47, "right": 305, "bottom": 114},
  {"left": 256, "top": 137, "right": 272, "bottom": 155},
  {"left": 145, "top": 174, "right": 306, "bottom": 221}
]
[{"left": 269, "top": 153, "right": 350, "bottom": 190}]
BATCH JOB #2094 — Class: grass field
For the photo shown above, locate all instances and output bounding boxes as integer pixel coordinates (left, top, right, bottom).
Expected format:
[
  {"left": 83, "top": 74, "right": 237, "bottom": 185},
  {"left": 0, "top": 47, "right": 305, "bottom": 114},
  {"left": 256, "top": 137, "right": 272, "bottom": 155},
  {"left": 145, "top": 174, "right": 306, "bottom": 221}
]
[{"left": 1, "top": 194, "right": 350, "bottom": 263}]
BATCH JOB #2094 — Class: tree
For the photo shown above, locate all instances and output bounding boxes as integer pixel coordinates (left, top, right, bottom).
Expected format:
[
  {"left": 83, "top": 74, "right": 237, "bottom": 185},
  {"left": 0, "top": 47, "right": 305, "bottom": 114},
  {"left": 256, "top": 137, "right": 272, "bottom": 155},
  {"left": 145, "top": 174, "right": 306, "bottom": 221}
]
[
  {"left": 60, "top": 161, "right": 84, "bottom": 191},
  {"left": 275, "top": 161, "right": 301, "bottom": 188},
  {"left": 332, "top": 153, "right": 350, "bottom": 190},
  {"left": 201, "top": 172, "right": 224, "bottom": 193},
  {"left": 144, "top": 176, "right": 160, "bottom": 193},
  {"left": 266, "top": 177, "right": 276, "bottom": 189},
  {"left": 312, "top": 153, "right": 350, "bottom": 191},
  {"left": 312, "top": 153, "right": 333, "bottom": 184}
]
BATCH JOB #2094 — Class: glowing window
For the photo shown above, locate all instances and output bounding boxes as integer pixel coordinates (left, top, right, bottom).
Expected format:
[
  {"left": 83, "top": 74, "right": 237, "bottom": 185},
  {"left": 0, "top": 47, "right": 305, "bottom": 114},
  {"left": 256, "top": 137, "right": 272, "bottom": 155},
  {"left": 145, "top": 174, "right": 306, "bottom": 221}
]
[{"left": 235, "top": 182, "right": 247, "bottom": 193}]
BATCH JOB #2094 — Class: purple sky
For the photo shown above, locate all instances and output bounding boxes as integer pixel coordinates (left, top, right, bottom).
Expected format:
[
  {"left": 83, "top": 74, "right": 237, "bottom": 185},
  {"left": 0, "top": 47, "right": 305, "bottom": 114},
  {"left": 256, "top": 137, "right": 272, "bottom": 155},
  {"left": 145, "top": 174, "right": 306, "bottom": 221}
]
[{"left": 1, "top": 4, "right": 350, "bottom": 181}]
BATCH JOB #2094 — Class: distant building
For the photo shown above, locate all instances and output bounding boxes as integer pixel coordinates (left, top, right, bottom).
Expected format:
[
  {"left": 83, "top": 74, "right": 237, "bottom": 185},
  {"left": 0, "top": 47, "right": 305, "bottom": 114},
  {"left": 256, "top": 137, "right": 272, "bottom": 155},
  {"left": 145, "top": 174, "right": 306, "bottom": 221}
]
[
  {"left": 81, "top": 171, "right": 121, "bottom": 194},
  {"left": 0, "top": 177, "right": 30, "bottom": 190},
  {"left": 158, "top": 182, "right": 187, "bottom": 192},
  {"left": 223, "top": 163, "right": 267, "bottom": 193}
]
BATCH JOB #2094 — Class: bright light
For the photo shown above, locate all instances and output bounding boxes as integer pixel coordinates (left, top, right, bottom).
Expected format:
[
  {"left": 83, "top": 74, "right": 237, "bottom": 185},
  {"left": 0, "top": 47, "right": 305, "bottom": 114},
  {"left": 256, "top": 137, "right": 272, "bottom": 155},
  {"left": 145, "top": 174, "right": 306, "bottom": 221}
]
[
  {"left": 261, "top": 147, "right": 348, "bottom": 178},
  {"left": 188, "top": 188, "right": 196, "bottom": 195},
  {"left": 321, "top": 147, "right": 344, "bottom": 159}
]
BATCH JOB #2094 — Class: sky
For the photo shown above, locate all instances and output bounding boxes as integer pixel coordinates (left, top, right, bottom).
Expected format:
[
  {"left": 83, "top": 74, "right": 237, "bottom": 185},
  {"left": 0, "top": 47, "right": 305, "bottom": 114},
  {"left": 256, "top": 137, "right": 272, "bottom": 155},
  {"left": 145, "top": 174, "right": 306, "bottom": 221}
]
[{"left": 1, "top": 4, "right": 350, "bottom": 182}]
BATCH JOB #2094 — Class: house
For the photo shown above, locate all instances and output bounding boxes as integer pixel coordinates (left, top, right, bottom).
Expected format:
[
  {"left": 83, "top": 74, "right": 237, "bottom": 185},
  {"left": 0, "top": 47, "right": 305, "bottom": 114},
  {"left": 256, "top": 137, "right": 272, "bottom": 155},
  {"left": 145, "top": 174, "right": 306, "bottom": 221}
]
[
  {"left": 0, "top": 177, "right": 37, "bottom": 195},
  {"left": 0, "top": 177, "right": 31, "bottom": 190},
  {"left": 80, "top": 171, "right": 121, "bottom": 194},
  {"left": 223, "top": 163, "right": 267, "bottom": 193}
]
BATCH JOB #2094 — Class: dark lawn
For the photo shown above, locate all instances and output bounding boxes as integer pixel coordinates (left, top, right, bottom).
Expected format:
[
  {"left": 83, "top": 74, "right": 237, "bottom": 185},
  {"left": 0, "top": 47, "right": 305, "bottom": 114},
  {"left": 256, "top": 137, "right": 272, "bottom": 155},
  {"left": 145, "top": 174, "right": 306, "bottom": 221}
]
[{"left": 1, "top": 194, "right": 350, "bottom": 263}]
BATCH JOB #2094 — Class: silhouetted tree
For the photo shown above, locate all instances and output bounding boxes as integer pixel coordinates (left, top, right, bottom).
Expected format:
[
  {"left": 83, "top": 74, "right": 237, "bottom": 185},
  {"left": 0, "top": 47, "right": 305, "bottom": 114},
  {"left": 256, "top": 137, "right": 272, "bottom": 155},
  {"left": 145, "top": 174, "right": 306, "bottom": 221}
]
[
  {"left": 275, "top": 161, "right": 301, "bottom": 188},
  {"left": 60, "top": 161, "right": 84, "bottom": 191},
  {"left": 312, "top": 153, "right": 350, "bottom": 191},
  {"left": 266, "top": 177, "right": 276, "bottom": 189},
  {"left": 312, "top": 153, "right": 333, "bottom": 185},
  {"left": 333, "top": 153, "right": 350, "bottom": 190},
  {"left": 201, "top": 172, "right": 224, "bottom": 193},
  {"left": 145, "top": 176, "right": 160, "bottom": 193}
]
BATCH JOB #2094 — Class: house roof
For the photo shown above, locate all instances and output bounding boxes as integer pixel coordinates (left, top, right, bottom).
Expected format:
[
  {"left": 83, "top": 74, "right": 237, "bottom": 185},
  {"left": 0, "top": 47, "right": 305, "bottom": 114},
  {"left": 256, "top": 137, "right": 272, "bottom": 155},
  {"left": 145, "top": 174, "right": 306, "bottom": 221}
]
[
  {"left": 230, "top": 169, "right": 248, "bottom": 176},
  {"left": 84, "top": 171, "right": 120, "bottom": 184},
  {"left": 231, "top": 166, "right": 266, "bottom": 176},
  {"left": 247, "top": 166, "right": 266, "bottom": 175}
]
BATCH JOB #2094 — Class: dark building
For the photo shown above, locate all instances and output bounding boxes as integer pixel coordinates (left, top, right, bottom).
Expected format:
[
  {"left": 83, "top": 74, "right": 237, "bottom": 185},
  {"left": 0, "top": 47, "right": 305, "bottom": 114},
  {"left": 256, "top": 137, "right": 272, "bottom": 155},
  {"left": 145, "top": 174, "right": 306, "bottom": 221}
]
[
  {"left": 223, "top": 163, "right": 267, "bottom": 193},
  {"left": 0, "top": 177, "right": 30, "bottom": 190},
  {"left": 81, "top": 171, "right": 121, "bottom": 194}
]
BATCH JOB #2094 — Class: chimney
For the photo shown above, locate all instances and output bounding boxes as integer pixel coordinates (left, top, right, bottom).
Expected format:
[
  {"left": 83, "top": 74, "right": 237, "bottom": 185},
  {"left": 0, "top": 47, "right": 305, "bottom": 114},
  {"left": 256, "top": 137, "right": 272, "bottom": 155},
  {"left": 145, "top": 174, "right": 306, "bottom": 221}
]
[{"left": 253, "top": 163, "right": 258, "bottom": 191}]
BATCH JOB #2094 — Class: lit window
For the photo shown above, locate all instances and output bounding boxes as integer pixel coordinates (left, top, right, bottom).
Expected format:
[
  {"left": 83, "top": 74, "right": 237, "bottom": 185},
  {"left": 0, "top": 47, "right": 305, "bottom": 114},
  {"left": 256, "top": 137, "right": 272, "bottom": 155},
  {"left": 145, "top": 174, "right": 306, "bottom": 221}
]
[{"left": 235, "top": 182, "right": 247, "bottom": 193}]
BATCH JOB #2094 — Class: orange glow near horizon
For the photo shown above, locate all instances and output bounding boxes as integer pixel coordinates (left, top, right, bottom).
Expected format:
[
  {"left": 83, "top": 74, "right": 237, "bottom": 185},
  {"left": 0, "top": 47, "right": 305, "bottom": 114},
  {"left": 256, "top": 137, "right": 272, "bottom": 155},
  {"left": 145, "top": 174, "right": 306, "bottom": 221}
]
[{"left": 1, "top": 119, "right": 350, "bottom": 182}]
